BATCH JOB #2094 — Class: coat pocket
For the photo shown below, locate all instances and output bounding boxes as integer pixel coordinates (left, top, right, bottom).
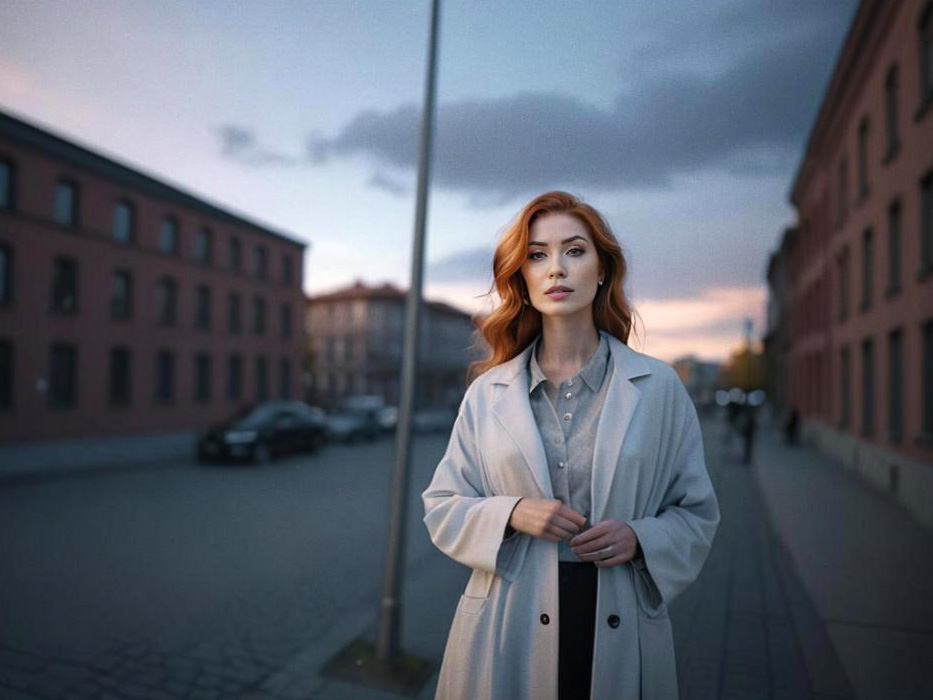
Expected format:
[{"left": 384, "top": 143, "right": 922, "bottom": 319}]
[
  {"left": 456, "top": 568, "right": 495, "bottom": 616},
  {"left": 631, "top": 562, "right": 668, "bottom": 619}
]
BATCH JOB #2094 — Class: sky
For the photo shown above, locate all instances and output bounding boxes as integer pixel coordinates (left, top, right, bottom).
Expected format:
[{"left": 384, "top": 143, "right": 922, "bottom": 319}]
[{"left": 0, "top": 0, "right": 859, "bottom": 362}]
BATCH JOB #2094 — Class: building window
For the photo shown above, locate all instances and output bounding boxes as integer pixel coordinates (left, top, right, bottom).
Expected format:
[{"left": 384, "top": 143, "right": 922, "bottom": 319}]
[
  {"left": 280, "top": 303, "right": 292, "bottom": 339},
  {"left": 51, "top": 256, "right": 78, "bottom": 314},
  {"left": 282, "top": 255, "right": 293, "bottom": 286},
  {"left": 885, "top": 65, "right": 900, "bottom": 160},
  {"left": 156, "top": 276, "right": 177, "bottom": 326},
  {"left": 155, "top": 350, "right": 175, "bottom": 403},
  {"left": 195, "top": 285, "right": 211, "bottom": 330},
  {"left": 54, "top": 180, "right": 78, "bottom": 228},
  {"left": 113, "top": 201, "right": 134, "bottom": 244},
  {"left": 921, "top": 170, "right": 933, "bottom": 276},
  {"left": 923, "top": 320, "right": 933, "bottom": 439},
  {"left": 194, "top": 353, "right": 211, "bottom": 402},
  {"left": 111, "top": 270, "right": 133, "bottom": 321},
  {"left": 255, "top": 356, "right": 268, "bottom": 401},
  {"left": 279, "top": 357, "right": 291, "bottom": 399},
  {"left": 227, "top": 355, "right": 242, "bottom": 401},
  {"left": 887, "top": 199, "right": 902, "bottom": 296},
  {"left": 0, "top": 159, "right": 13, "bottom": 210},
  {"left": 860, "top": 337, "right": 874, "bottom": 438},
  {"left": 857, "top": 118, "right": 870, "bottom": 201},
  {"left": 837, "top": 247, "right": 850, "bottom": 322},
  {"left": 255, "top": 245, "right": 267, "bottom": 280},
  {"left": 0, "top": 244, "right": 12, "bottom": 306},
  {"left": 49, "top": 343, "right": 77, "bottom": 408},
  {"left": 159, "top": 217, "right": 179, "bottom": 254},
  {"left": 888, "top": 328, "right": 903, "bottom": 444},
  {"left": 920, "top": 3, "right": 933, "bottom": 109},
  {"left": 860, "top": 227, "right": 873, "bottom": 312},
  {"left": 836, "top": 156, "right": 848, "bottom": 227},
  {"left": 109, "top": 346, "right": 132, "bottom": 406},
  {"left": 229, "top": 236, "right": 241, "bottom": 272},
  {"left": 253, "top": 296, "right": 266, "bottom": 335},
  {"left": 840, "top": 345, "right": 851, "bottom": 430},
  {"left": 0, "top": 338, "right": 12, "bottom": 409},
  {"left": 227, "top": 292, "right": 241, "bottom": 334},
  {"left": 195, "top": 227, "right": 212, "bottom": 264}
]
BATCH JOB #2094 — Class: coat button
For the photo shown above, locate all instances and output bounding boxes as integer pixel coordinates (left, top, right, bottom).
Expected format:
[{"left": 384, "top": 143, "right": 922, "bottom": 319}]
[
  {"left": 607, "top": 614, "right": 620, "bottom": 628},
  {"left": 540, "top": 613, "right": 550, "bottom": 625}
]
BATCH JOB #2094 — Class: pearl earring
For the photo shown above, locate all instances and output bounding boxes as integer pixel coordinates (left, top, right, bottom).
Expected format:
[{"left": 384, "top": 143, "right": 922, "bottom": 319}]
[{"left": 598, "top": 279, "right": 604, "bottom": 286}]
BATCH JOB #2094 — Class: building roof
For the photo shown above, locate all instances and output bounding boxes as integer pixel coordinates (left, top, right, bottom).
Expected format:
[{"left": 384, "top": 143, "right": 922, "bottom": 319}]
[
  {"left": 308, "top": 280, "right": 472, "bottom": 318},
  {"left": 0, "top": 107, "right": 306, "bottom": 248}
]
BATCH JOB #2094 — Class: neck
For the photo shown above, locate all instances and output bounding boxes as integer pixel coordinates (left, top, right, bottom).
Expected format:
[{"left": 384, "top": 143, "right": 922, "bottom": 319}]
[{"left": 536, "top": 315, "right": 600, "bottom": 368}]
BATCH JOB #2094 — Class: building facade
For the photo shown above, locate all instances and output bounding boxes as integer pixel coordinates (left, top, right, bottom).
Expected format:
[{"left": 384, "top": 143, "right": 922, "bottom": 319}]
[
  {"left": 0, "top": 110, "right": 307, "bottom": 442},
  {"left": 785, "top": 0, "right": 933, "bottom": 527},
  {"left": 305, "top": 281, "right": 477, "bottom": 409},
  {"left": 763, "top": 226, "right": 795, "bottom": 426}
]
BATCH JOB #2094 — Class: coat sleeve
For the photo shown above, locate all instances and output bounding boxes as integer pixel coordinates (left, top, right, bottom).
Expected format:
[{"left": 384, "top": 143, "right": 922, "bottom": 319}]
[
  {"left": 625, "top": 384, "right": 720, "bottom": 607},
  {"left": 422, "top": 383, "right": 524, "bottom": 576}
]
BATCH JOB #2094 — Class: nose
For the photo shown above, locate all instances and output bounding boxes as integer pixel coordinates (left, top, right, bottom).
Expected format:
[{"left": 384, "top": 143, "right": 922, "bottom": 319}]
[{"left": 548, "top": 256, "right": 566, "bottom": 278}]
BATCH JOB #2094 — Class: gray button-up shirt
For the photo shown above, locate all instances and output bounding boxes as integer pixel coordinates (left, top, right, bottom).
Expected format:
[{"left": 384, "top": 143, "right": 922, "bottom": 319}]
[{"left": 528, "top": 332, "right": 612, "bottom": 561}]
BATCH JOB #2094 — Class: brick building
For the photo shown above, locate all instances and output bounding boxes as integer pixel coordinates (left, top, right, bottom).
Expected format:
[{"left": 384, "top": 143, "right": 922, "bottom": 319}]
[
  {"left": 0, "top": 110, "right": 307, "bottom": 442},
  {"left": 781, "top": 0, "right": 933, "bottom": 527},
  {"left": 305, "top": 281, "right": 477, "bottom": 409}
]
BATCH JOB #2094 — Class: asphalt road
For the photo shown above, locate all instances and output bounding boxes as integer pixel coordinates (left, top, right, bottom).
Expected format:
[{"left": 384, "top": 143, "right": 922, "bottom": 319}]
[{"left": 0, "top": 433, "right": 452, "bottom": 700}]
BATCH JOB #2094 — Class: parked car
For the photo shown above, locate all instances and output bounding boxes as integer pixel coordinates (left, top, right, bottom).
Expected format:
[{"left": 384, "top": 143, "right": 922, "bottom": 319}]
[
  {"left": 412, "top": 407, "right": 457, "bottom": 433},
  {"left": 325, "top": 408, "right": 381, "bottom": 443},
  {"left": 325, "top": 395, "right": 385, "bottom": 443},
  {"left": 377, "top": 405, "right": 398, "bottom": 433},
  {"left": 196, "top": 401, "right": 328, "bottom": 464}
]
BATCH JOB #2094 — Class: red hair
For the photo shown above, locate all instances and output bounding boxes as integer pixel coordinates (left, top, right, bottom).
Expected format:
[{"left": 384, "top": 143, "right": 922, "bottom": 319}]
[{"left": 468, "top": 191, "right": 641, "bottom": 382}]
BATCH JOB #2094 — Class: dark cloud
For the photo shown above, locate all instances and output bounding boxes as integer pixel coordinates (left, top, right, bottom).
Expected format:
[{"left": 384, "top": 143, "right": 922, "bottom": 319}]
[
  {"left": 309, "top": 3, "right": 855, "bottom": 203},
  {"left": 367, "top": 171, "right": 410, "bottom": 195},
  {"left": 214, "top": 124, "right": 299, "bottom": 167}
]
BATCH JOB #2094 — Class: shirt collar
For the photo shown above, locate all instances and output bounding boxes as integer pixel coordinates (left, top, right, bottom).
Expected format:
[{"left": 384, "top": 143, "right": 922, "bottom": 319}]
[{"left": 527, "top": 332, "right": 610, "bottom": 394}]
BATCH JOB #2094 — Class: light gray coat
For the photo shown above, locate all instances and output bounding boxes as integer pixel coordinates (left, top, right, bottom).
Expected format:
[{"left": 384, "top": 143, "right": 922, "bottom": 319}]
[{"left": 422, "top": 330, "right": 720, "bottom": 700}]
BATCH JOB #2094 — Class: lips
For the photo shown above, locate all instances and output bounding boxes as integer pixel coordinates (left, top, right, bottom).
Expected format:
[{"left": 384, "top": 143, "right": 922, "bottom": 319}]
[{"left": 546, "top": 285, "right": 573, "bottom": 294}]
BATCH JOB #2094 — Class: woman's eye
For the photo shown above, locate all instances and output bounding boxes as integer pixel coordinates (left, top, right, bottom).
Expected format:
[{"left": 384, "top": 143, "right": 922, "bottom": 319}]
[
  {"left": 528, "top": 251, "right": 545, "bottom": 260},
  {"left": 568, "top": 247, "right": 585, "bottom": 256}
]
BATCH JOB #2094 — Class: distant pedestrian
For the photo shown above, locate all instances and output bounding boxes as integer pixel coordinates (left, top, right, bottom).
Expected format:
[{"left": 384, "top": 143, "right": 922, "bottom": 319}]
[
  {"left": 740, "top": 403, "right": 757, "bottom": 464},
  {"left": 422, "top": 191, "right": 720, "bottom": 700},
  {"left": 784, "top": 407, "right": 799, "bottom": 446}
]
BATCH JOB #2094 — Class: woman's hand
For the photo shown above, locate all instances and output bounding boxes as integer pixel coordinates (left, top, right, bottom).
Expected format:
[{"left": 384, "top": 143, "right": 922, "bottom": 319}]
[
  {"left": 508, "top": 499, "right": 587, "bottom": 542},
  {"left": 570, "top": 519, "right": 641, "bottom": 567}
]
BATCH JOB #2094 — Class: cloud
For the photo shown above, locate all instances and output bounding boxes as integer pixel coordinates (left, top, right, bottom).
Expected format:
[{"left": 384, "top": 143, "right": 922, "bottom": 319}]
[
  {"left": 367, "top": 171, "right": 409, "bottom": 196},
  {"left": 307, "top": 3, "right": 852, "bottom": 204},
  {"left": 214, "top": 124, "right": 299, "bottom": 166}
]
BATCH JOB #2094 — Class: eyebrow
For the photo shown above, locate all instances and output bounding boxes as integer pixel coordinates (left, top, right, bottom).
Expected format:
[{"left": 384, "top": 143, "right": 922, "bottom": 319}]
[{"left": 528, "top": 235, "right": 588, "bottom": 247}]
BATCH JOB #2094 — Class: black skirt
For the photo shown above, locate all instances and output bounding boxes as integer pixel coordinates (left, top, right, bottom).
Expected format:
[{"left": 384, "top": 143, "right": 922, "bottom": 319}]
[{"left": 558, "top": 561, "right": 598, "bottom": 700}]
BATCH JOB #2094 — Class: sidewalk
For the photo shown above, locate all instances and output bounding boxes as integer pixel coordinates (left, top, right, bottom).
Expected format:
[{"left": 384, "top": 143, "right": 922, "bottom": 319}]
[
  {"left": 752, "top": 422, "right": 933, "bottom": 700},
  {"left": 0, "top": 429, "right": 197, "bottom": 486}
]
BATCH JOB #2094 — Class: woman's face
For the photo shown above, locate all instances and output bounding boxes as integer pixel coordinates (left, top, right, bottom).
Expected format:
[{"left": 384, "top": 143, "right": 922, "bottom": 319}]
[{"left": 520, "top": 212, "right": 603, "bottom": 320}]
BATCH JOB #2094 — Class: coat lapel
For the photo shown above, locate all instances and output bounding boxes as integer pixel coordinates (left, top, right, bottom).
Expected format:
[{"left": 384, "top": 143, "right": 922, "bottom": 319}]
[
  {"left": 591, "top": 332, "right": 652, "bottom": 521},
  {"left": 490, "top": 341, "right": 553, "bottom": 499}
]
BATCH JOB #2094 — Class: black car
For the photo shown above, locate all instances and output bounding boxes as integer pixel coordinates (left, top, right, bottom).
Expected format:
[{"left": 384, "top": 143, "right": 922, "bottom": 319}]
[{"left": 196, "top": 401, "right": 328, "bottom": 464}]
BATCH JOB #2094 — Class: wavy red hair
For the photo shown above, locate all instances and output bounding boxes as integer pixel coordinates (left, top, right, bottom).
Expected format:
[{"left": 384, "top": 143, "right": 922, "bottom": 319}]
[{"left": 468, "top": 191, "right": 641, "bottom": 382}]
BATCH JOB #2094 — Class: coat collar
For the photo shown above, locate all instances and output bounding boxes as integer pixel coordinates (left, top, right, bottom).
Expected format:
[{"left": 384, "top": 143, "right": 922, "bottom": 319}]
[{"left": 489, "top": 329, "right": 652, "bottom": 519}]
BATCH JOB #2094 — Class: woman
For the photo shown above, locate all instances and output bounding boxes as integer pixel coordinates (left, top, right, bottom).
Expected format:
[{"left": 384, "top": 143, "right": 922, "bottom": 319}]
[{"left": 422, "top": 191, "right": 720, "bottom": 700}]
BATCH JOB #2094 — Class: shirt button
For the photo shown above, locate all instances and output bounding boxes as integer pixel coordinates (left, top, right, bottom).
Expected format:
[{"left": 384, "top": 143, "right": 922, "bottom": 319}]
[
  {"left": 557, "top": 461, "right": 565, "bottom": 468},
  {"left": 540, "top": 613, "right": 550, "bottom": 625},
  {"left": 607, "top": 614, "right": 620, "bottom": 629},
  {"left": 565, "top": 392, "right": 572, "bottom": 399},
  {"left": 563, "top": 412, "right": 572, "bottom": 421}
]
